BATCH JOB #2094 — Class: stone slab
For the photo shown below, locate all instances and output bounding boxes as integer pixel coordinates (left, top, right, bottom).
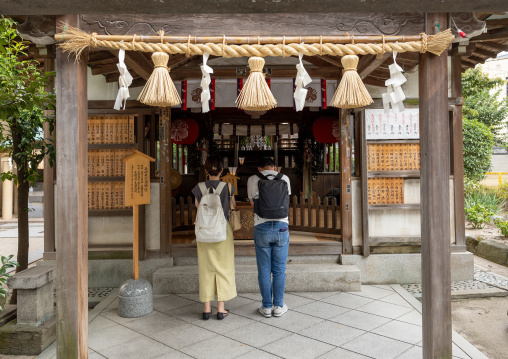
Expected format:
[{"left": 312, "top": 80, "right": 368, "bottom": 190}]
[
  {"left": 174, "top": 255, "right": 339, "bottom": 266},
  {"left": 7, "top": 265, "right": 55, "bottom": 289},
  {"left": 38, "top": 258, "right": 174, "bottom": 287},
  {"left": 341, "top": 252, "right": 474, "bottom": 284},
  {"left": 0, "top": 305, "right": 17, "bottom": 328},
  {"left": 0, "top": 316, "right": 56, "bottom": 355},
  {"left": 153, "top": 264, "right": 361, "bottom": 294},
  {"left": 466, "top": 235, "right": 480, "bottom": 254},
  {"left": 476, "top": 239, "right": 508, "bottom": 266},
  {"left": 16, "top": 281, "right": 54, "bottom": 325}
]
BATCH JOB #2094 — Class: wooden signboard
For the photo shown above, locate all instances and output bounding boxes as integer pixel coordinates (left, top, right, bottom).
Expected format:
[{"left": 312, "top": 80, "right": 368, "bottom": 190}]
[
  {"left": 124, "top": 151, "right": 154, "bottom": 206},
  {"left": 368, "top": 177, "right": 404, "bottom": 205},
  {"left": 122, "top": 150, "right": 155, "bottom": 279},
  {"left": 367, "top": 143, "right": 420, "bottom": 171}
]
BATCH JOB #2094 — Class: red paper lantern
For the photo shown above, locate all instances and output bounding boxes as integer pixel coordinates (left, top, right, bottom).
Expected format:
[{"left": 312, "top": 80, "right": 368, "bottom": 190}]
[
  {"left": 171, "top": 118, "right": 199, "bottom": 144},
  {"left": 313, "top": 117, "right": 340, "bottom": 144}
]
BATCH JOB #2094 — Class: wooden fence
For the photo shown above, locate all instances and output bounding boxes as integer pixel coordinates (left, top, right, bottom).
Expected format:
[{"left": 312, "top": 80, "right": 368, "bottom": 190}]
[{"left": 171, "top": 195, "right": 341, "bottom": 236}]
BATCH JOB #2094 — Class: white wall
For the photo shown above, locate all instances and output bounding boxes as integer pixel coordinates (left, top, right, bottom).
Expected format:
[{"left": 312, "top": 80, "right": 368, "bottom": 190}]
[{"left": 351, "top": 179, "right": 456, "bottom": 244}]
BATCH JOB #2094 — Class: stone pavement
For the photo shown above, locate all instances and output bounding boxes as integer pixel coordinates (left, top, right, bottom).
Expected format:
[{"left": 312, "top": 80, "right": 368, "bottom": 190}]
[
  {"left": 37, "top": 285, "right": 487, "bottom": 359},
  {"left": 0, "top": 220, "right": 45, "bottom": 272},
  {"left": 403, "top": 265, "right": 508, "bottom": 299}
]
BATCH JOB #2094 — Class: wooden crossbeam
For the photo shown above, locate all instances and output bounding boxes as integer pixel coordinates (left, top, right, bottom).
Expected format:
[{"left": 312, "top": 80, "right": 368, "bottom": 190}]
[
  {"left": 358, "top": 53, "right": 391, "bottom": 78},
  {"left": 486, "top": 18, "right": 508, "bottom": 27},
  {"left": 472, "top": 47, "right": 498, "bottom": 58},
  {"left": 90, "top": 62, "right": 120, "bottom": 75},
  {"left": 159, "top": 66, "right": 343, "bottom": 81},
  {"left": 122, "top": 51, "right": 154, "bottom": 80},
  {"left": 471, "top": 26, "right": 508, "bottom": 41},
  {"left": 478, "top": 41, "right": 508, "bottom": 52}
]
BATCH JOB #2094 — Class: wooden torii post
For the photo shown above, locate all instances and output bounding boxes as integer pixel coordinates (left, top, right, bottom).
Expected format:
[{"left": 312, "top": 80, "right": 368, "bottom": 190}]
[{"left": 419, "top": 13, "right": 452, "bottom": 358}]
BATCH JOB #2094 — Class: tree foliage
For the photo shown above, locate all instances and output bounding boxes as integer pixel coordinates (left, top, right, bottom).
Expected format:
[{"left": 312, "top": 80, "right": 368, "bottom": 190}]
[
  {"left": 0, "top": 16, "right": 55, "bottom": 183},
  {"left": 0, "top": 16, "right": 55, "bottom": 304},
  {"left": 463, "top": 117, "right": 493, "bottom": 182},
  {"left": 462, "top": 67, "right": 508, "bottom": 146}
]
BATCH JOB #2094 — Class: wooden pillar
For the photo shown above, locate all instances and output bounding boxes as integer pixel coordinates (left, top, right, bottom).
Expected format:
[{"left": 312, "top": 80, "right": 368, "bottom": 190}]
[
  {"left": 43, "top": 45, "right": 56, "bottom": 255},
  {"left": 419, "top": 13, "right": 452, "bottom": 359},
  {"left": 160, "top": 108, "right": 172, "bottom": 256},
  {"left": 340, "top": 109, "right": 352, "bottom": 254},
  {"left": 55, "top": 14, "right": 88, "bottom": 358},
  {"left": 451, "top": 55, "right": 466, "bottom": 247},
  {"left": 360, "top": 111, "right": 370, "bottom": 256},
  {"left": 137, "top": 115, "right": 146, "bottom": 260}
]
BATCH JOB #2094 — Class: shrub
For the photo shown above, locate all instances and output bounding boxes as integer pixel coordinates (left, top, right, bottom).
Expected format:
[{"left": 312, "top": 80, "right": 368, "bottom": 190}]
[
  {"left": 463, "top": 118, "right": 493, "bottom": 182},
  {"left": 495, "top": 181, "right": 508, "bottom": 209},
  {"left": 0, "top": 255, "right": 18, "bottom": 311},
  {"left": 464, "top": 181, "right": 506, "bottom": 229},
  {"left": 495, "top": 219, "right": 508, "bottom": 237},
  {"left": 465, "top": 204, "right": 496, "bottom": 229}
]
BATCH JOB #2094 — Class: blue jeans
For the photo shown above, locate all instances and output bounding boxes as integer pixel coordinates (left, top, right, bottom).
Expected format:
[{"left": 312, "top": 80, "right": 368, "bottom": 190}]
[{"left": 254, "top": 221, "right": 290, "bottom": 308}]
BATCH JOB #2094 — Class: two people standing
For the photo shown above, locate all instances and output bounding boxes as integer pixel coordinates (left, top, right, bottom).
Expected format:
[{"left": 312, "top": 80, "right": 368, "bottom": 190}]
[{"left": 192, "top": 155, "right": 291, "bottom": 320}]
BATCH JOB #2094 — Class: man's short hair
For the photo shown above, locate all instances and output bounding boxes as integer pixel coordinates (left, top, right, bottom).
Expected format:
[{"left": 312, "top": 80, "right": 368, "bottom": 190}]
[{"left": 258, "top": 156, "right": 275, "bottom": 168}]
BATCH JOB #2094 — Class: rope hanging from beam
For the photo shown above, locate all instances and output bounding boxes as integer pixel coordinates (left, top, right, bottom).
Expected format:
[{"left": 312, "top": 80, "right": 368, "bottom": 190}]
[
  {"left": 56, "top": 24, "right": 454, "bottom": 110},
  {"left": 55, "top": 25, "right": 454, "bottom": 58}
]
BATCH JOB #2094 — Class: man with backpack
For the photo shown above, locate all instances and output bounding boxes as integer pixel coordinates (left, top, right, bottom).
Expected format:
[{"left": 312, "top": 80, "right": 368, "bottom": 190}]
[{"left": 247, "top": 156, "right": 291, "bottom": 318}]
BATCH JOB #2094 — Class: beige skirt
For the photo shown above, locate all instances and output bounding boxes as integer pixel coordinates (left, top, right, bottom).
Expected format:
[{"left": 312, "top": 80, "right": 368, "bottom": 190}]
[{"left": 197, "top": 223, "right": 237, "bottom": 302}]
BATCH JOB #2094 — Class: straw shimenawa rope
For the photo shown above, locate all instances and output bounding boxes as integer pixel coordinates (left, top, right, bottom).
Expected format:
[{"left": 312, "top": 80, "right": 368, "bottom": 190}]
[
  {"left": 57, "top": 25, "right": 454, "bottom": 58},
  {"left": 137, "top": 52, "right": 181, "bottom": 107},
  {"left": 330, "top": 55, "right": 373, "bottom": 109},
  {"left": 236, "top": 57, "right": 277, "bottom": 111}
]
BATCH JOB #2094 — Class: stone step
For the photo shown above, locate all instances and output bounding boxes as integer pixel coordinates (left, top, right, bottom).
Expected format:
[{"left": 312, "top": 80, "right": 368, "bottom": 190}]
[
  {"left": 153, "top": 263, "right": 361, "bottom": 294},
  {"left": 174, "top": 255, "right": 340, "bottom": 266}
]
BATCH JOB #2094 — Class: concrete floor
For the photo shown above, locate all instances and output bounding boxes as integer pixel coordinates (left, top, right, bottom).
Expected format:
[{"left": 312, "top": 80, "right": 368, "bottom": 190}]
[{"left": 37, "top": 285, "right": 487, "bottom": 359}]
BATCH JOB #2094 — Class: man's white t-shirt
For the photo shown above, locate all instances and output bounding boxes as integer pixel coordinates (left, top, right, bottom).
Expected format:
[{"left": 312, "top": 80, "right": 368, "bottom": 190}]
[{"left": 247, "top": 170, "right": 291, "bottom": 226}]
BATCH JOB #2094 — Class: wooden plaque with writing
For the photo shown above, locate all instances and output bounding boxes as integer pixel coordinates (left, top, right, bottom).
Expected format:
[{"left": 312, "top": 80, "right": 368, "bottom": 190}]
[{"left": 123, "top": 151, "right": 155, "bottom": 206}]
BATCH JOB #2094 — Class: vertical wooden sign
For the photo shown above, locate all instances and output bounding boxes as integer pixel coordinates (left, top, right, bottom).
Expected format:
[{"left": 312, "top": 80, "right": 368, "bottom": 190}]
[{"left": 123, "top": 150, "right": 155, "bottom": 279}]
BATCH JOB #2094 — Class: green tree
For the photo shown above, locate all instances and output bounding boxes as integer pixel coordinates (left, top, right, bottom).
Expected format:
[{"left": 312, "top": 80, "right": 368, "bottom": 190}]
[
  {"left": 463, "top": 118, "right": 493, "bottom": 182},
  {"left": 462, "top": 67, "right": 508, "bottom": 146},
  {"left": 0, "top": 17, "right": 55, "bottom": 304}
]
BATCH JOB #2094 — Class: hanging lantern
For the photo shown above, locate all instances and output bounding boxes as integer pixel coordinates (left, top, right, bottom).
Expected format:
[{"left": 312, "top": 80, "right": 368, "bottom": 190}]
[
  {"left": 313, "top": 117, "right": 341, "bottom": 144},
  {"left": 171, "top": 118, "right": 199, "bottom": 145}
]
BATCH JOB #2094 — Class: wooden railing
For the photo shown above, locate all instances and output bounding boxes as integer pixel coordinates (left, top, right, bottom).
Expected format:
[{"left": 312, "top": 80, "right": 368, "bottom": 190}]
[
  {"left": 171, "top": 195, "right": 341, "bottom": 236},
  {"left": 172, "top": 196, "right": 196, "bottom": 231},
  {"left": 288, "top": 195, "right": 341, "bottom": 235}
]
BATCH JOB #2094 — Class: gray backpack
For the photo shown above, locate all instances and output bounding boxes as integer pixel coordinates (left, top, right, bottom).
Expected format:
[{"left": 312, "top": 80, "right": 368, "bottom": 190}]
[{"left": 254, "top": 172, "right": 289, "bottom": 219}]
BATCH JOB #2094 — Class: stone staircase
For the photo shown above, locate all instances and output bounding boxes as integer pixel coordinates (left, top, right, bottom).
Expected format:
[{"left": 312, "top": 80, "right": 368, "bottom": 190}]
[{"left": 152, "top": 256, "right": 361, "bottom": 294}]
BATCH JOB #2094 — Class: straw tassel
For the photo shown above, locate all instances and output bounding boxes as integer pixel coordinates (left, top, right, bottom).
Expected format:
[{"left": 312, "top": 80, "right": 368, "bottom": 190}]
[
  {"left": 330, "top": 55, "right": 373, "bottom": 109},
  {"left": 236, "top": 57, "right": 277, "bottom": 111},
  {"left": 137, "top": 52, "right": 181, "bottom": 107}
]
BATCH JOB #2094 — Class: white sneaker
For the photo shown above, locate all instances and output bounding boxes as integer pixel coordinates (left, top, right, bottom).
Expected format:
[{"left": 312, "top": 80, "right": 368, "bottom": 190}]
[
  {"left": 273, "top": 304, "right": 288, "bottom": 317},
  {"left": 259, "top": 306, "right": 272, "bottom": 318}
]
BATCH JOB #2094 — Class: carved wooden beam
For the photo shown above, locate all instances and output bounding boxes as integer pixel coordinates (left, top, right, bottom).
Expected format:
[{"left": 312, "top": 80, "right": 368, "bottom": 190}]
[
  {"left": 16, "top": 15, "right": 56, "bottom": 44},
  {"left": 88, "top": 51, "right": 117, "bottom": 65},
  {"left": 90, "top": 63, "right": 121, "bottom": 76},
  {"left": 3, "top": 2, "right": 507, "bottom": 15},
  {"left": 362, "top": 76, "right": 386, "bottom": 87},
  {"left": 77, "top": 13, "right": 427, "bottom": 37}
]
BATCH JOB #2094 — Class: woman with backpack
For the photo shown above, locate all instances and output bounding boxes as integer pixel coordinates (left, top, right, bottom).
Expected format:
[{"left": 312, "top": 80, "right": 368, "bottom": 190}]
[{"left": 191, "top": 155, "right": 237, "bottom": 320}]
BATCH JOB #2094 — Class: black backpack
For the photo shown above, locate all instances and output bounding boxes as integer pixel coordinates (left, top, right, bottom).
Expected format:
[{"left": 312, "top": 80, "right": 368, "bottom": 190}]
[{"left": 254, "top": 172, "right": 289, "bottom": 219}]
